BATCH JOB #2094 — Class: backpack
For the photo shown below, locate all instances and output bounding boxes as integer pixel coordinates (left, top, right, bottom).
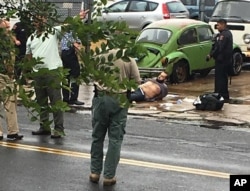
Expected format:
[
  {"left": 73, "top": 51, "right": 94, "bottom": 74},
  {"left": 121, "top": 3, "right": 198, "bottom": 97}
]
[{"left": 193, "top": 93, "right": 224, "bottom": 111}]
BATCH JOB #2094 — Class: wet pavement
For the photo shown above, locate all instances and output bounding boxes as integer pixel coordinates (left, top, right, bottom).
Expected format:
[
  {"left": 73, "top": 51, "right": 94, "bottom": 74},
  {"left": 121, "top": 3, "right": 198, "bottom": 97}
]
[{"left": 76, "top": 69, "right": 250, "bottom": 127}]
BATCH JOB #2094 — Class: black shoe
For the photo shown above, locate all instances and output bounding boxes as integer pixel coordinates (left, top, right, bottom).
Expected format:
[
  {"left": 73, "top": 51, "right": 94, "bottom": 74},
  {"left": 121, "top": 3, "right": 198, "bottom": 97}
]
[
  {"left": 68, "top": 100, "right": 85, "bottom": 105},
  {"left": 0, "top": 135, "right": 3, "bottom": 140},
  {"left": 51, "top": 129, "right": 65, "bottom": 139},
  {"left": 7, "top": 134, "right": 23, "bottom": 140},
  {"left": 32, "top": 129, "right": 51, "bottom": 135}
]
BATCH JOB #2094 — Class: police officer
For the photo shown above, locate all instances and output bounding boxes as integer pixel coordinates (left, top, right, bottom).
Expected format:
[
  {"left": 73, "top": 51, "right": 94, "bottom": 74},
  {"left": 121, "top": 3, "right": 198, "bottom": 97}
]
[
  {"left": 207, "top": 19, "right": 233, "bottom": 101},
  {"left": 12, "top": 21, "right": 28, "bottom": 80}
]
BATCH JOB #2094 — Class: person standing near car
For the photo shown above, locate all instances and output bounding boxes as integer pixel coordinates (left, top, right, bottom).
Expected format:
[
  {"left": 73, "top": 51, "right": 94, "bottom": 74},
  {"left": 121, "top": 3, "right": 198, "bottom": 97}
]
[
  {"left": 0, "top": 18, "right": 23, "bottom": 140},
  {"left": 60, "top": 30, "right": 85, "bottom": 106},
  {"left": 12, "top": 21, "right": 28, "bottom": 80},
  {"left": 89, "top": 49, "right": 141, "bottom": 186},
  {"left": 207, "top": 18, "right": 233, "bottom": 101},
  {"left": 25, "top": 14, "right": 66, "bottom": 139}
]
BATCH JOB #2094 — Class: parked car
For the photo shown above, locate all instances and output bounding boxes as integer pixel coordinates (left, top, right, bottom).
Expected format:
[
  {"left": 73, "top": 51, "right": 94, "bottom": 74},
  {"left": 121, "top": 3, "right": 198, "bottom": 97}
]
[
  {"left": 135, "top": 19, "right": 243, "bottom": 83},
  {"left": 96, "top": 0, "right": 189, "bottom": 31},
  {"left": 180, "top": 0, "right": 218, "bottom": 22},
  {"left": 209, "top": 0, "right": 250, "bottom": 62}
]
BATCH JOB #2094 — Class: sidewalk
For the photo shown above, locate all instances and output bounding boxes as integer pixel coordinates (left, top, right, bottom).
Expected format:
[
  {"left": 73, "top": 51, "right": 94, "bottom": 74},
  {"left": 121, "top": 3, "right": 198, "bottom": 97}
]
[{"left": 77, "top": 84, "right": 250, "bottom": 127}]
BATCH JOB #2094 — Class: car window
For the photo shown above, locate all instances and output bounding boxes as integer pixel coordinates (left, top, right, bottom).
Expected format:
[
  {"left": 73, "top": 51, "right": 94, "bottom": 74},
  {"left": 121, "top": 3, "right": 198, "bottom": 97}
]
[
  {"left": 108, "top": 1, "right": 129, "bottom": 12},
  {"left": 179, "top": 28, "right": 198, "bottom": 45},
  {"left": 128, "top": 1, "right": 147, "bottom": 12},
  {"left": 137, "top": 28, "right": 171, "bottom": 44},
  {"left": 181, "top": 0, "right": 197, "bottom": 6},
  {"left": 197, "top": 27, "right": 213, "bottom": 42},
  {"left": 148, "top": 2, "right": 158, "bottom": 11},
  {"left": 205, "top": 0, "right": 215, "bottom": 6},
  {"left": 167, "top": 1, "right": 188, "bottom": 13}
]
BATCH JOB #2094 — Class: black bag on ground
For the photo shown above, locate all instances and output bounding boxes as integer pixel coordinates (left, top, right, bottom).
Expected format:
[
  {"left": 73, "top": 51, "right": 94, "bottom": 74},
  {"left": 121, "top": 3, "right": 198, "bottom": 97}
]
[{"left": 193, "top": 93, "right": 224, "bottom": 111}]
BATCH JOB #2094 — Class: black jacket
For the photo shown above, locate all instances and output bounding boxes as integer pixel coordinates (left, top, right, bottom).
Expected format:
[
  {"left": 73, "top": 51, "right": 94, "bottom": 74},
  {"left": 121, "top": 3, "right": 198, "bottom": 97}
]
[{"left": 210, "top": 28, "right": 233, "bottom": 63}]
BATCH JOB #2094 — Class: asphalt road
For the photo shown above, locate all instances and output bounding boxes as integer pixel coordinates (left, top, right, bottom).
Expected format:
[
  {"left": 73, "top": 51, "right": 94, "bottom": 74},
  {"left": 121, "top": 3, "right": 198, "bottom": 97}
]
[{"left": 0, "top": 105, "right": 250, "bottom": 191}]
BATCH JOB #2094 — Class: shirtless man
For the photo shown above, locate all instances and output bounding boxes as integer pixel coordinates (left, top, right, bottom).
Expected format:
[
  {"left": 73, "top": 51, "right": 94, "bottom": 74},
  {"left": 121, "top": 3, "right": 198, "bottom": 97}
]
[{"left": 129, "top": 71, "right": 168, "bottom": 102}]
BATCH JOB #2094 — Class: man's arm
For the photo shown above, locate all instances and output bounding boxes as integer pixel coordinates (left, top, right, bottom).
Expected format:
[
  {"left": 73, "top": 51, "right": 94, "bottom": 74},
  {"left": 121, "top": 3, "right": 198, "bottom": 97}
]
[{"left": 129, "top": 58, "right": 141, "bottom": 85}]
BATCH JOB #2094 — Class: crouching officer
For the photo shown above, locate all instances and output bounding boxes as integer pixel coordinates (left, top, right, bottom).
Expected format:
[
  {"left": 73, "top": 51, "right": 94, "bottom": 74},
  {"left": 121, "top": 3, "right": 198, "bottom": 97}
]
[
  {"left": 206, "top": 18, "right": 233, "bottom": 101},
  {"left": 90, "top": 49, "right": 141, "bottom": 186}
]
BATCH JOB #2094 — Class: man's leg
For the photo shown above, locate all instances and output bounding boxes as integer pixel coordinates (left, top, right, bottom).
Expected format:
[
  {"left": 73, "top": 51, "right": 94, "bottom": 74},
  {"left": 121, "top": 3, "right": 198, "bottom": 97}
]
[
  {"left": 90, "top": 96, "right": 108, "bottom": 176},
  {"left": 62, "top": 75, "right": 70, "bottom": 103},
  {"left": 5, "top": 94, "right": 19, "bottom": 135},
  {"left": 32, "top": 76, "right": 51, "bottom": 135},
  {"left": 103, "top": 96, "right": 128, "bottom": 179},
  {"left": 215, "top": 63, "right": 229, "bottom": 99},
  {"left": 47, "top": 73, "right": 64, "bottom": 138}
]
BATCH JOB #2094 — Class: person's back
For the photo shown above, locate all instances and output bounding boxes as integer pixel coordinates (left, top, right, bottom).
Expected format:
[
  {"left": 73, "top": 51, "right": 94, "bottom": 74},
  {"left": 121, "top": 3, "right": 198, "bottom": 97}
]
[{"left": 90, "top": 49, "right": 140, "bottom": 186}]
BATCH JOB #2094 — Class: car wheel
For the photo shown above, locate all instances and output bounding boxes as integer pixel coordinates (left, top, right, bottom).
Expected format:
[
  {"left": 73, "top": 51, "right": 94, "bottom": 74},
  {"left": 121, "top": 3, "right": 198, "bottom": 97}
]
[
  {"left": 171, "top": 61, "right": 189, "bottom": 83},
  {"left": 230, "top": 52, "right": 243, "bottom": 76},
  {"left": 199, "top": 69, "right": 211, "bottom": 77}
]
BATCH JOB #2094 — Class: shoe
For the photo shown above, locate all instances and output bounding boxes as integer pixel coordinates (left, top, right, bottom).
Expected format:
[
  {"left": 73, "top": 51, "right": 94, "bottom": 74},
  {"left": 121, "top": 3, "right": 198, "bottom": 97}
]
[
  {"left": 7, "top": 134, "right": 23, "bottom": 140},
  {"left": 68, "top": 100, "right": 85, "bottom": 105},
  {"left": 89, "top": 173, "right": 100, "bottom": 183},
  {"left": 103, "top": 177, "right": 116, "bottom": 186},
  {"left": 51, "top": 129, "right": 65, "bottom": 139},
  {"left": 0, "top": 135, "right": 3, "bottom": 140},
  {"left": 32, "top": 129, "right": 51, "bottom": 135}
]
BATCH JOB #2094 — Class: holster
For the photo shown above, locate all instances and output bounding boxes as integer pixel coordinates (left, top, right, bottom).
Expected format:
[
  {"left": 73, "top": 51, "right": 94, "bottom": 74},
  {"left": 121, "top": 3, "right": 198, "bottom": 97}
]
[{"left": 94, "top": 84, "right": 98, "bottom": 97}]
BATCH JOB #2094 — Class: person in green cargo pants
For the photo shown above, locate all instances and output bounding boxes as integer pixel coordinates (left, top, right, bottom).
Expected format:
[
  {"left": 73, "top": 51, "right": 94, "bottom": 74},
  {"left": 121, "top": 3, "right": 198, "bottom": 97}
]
[{"left": 89, "top": 49, "right": 141, "bottom": 186}]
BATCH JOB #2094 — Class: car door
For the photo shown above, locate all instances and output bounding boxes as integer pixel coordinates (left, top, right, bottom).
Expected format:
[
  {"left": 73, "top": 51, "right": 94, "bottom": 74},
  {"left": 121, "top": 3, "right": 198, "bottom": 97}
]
[
  {"left": 196, "top": 26, "right": 214, "bottom": 68},
  {"left": 99, "top": 0, "right": 130, "bottom": 23},
  {"left": 178, "top": 28, "right": 202, "bottom": 71},
  {"left": 125, "top": 0, "right": 148, "bottom": 30}
]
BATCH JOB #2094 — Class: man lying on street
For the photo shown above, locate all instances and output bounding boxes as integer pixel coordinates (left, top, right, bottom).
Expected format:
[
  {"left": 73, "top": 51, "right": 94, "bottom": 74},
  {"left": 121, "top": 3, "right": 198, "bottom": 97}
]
[{"left": 129, "top": 71, "right": 168, "bottom": 102}]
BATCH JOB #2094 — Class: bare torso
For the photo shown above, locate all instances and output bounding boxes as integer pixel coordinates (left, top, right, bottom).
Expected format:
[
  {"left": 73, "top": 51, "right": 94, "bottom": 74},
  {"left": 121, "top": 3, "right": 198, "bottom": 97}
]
[{"left": 139, "top": 81, "right": 161, "bottom": 99}]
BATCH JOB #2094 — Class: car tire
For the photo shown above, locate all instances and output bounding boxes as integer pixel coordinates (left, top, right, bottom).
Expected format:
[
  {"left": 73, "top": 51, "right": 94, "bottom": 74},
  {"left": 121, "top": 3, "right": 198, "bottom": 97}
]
[
  {"left": 170, "top": 61, "right": 189, "bottom": 83},
  {"left": 230, "top": 51, "right": 243, "bottom": 76}
]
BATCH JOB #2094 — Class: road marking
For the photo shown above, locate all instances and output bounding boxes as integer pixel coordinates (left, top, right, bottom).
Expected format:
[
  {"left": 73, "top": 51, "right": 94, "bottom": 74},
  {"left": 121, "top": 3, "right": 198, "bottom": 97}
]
[{"left": 0, "top": 141, "right": 229, "bottom": 179}]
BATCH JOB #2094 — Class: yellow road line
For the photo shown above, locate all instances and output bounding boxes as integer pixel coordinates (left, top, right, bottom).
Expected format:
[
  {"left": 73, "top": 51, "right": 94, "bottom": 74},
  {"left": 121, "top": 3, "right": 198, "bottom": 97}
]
[{"left": 0, "top": 141, "right": 229, "bottom": 179}]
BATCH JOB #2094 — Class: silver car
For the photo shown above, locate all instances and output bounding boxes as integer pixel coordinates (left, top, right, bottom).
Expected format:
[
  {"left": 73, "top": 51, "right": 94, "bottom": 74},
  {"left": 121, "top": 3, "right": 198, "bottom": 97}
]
[{"left": 97, "top": 0, "right": 190, "bottom": 31}]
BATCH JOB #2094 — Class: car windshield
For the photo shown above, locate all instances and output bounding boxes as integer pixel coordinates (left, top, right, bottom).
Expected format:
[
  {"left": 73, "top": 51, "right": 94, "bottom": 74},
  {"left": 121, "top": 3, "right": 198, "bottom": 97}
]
[
  {"left": 211, "top": 1, "right": 250, "bottom": 22},
  {"left": 136, "top": 28, "right": 171, "bottom": 44}
]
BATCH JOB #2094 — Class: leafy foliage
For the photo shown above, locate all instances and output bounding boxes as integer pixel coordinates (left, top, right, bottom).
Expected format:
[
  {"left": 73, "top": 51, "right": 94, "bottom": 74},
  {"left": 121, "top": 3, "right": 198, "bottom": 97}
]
[{"left": 0, "top": 0, "right": 147, "bottom": 124}]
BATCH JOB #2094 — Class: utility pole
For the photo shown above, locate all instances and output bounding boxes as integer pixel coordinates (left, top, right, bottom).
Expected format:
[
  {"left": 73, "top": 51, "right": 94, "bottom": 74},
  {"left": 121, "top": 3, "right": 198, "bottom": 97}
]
[{"left": 199, "top": 0, "right": 205, "bottom": 21}]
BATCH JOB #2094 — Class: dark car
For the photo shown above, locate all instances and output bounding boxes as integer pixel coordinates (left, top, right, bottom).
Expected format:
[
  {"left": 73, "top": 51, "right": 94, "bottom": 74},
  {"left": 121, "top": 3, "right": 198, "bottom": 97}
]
[{"left": 180, "top": 0, "right": 218, "bottom": 22}]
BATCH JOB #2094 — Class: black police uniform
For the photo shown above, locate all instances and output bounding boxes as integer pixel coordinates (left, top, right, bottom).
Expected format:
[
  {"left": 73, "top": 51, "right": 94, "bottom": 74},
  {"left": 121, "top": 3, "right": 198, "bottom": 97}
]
[
  {"left": 209, "top": 28, "right": 233, "bottom": 100},
  {"left": 12, "top": 22, "right": 28, "bottom": 79}
]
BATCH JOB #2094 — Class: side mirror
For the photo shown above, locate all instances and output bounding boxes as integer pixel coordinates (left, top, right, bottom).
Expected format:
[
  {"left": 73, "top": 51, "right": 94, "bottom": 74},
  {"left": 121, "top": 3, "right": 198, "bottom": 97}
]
[{"left": 103, "top": 7, "right": 109, "bottom": 13}]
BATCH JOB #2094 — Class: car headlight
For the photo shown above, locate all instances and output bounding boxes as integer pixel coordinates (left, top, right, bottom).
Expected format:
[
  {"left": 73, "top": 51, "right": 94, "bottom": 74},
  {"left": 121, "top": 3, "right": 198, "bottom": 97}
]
[
  {"left": 243, "top": 34, "right": 250, "bottom": 44},
  {"left": 161, "top": 57, "right": 168, "bottom": 67}
]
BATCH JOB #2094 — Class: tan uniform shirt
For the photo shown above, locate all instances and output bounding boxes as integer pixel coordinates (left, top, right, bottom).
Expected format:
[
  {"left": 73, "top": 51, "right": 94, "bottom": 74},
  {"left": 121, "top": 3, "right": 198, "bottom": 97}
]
[{"left": 95, "top": 49, "right": 141, "bottom": 93}]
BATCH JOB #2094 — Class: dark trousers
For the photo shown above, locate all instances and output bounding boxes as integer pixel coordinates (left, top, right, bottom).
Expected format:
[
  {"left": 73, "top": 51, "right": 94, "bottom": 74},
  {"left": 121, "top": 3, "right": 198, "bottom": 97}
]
[
  {"left": 91, "top": 95, "right": 128, "bottom": 178},
  {"left": 214, "top": 61, "right": 229, "bottom": 100},
  {"left": 33, "top": 72, "right": 64, "bottom": 131},
  {"left": 61, "top": 48, "right": 81, "bottom": 102},
  {"left": 129, "top": 88, "right": 145, "bottom": 102}
]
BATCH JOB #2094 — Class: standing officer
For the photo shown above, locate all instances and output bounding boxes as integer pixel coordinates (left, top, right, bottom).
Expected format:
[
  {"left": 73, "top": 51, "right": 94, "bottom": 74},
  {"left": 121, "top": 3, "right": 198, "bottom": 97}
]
[
  {"left": 89, "top": 49, "right": 141, "bottom": 186},
  {"left": 207, "top": 18, "right": 233, "bottom": 101},
  {"left": 12, "top": 21, "right": 28, "bottom": 80}
]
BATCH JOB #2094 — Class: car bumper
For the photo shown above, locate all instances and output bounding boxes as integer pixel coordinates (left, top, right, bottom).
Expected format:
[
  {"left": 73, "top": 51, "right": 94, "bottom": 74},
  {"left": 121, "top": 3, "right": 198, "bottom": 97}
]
[{"left": 139, "top": 67, "right": 165, "bottom": 78}]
